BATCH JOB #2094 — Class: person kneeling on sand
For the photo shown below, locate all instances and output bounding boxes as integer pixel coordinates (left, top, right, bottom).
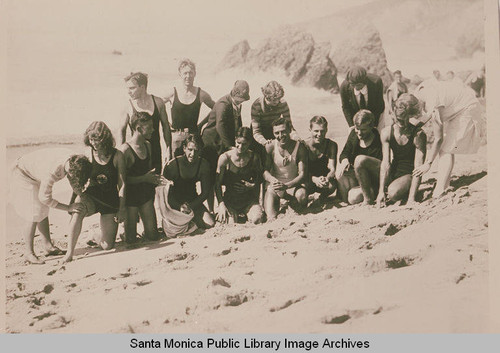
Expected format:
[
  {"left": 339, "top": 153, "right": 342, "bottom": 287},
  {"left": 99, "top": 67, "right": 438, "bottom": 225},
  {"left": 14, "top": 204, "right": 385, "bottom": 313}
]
[
  {"left": 9, "top": 148, "right": 91, "bottom": 264},
  {"left": 305, "top": 116, "right": 338, "bottom": 202},
  {"left": 215, "top": 127, "right": 264, "bottom": 224},
  {"left": 376, "top": 94, "right": 427, "bottom": 207},
  {"left": 62, "top": 122, "right": 127, "bottom": 262},
  {"left": 163, "top": 134, "right": 215, "bottom": 229},
  {"left": 121, "top": 111, "right": 165, "bottom": 243},
  {"left": 263, "top": 117, "right": 308, "bottom": 219},
  {"left": 336, "top": 110, "right": 382, "bottom": 205}
]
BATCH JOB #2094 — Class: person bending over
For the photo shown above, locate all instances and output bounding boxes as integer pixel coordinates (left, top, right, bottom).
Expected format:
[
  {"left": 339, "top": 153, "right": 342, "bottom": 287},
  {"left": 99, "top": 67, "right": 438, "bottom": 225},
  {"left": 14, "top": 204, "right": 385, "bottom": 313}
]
[{"left": 9, "top": 149, "right": 91, "bottom": 264}]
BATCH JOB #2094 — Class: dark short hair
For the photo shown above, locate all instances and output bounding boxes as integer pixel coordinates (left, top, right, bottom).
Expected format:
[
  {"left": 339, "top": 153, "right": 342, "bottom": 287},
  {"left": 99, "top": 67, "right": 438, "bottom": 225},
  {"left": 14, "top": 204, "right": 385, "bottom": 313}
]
[
  {"left": 309, "top": 115, "right": 328, "bottom": 129},
  {"left": 67, "top": 155, "right": 92, "bottom": 195},
  {"left": 84, "top": 121, "right": 115, "bottom": 156},
  {"left": 181, "top": 134, "right": 203, "bottom": 150},
  {"left": 394, "top": 93, "right": 421, "bottom": 120},
  {"left": 129, "top": 111, "right": 152, "bottom": 131},
  {"left": 124, "top": 72, "right": 148, "bottom": 87},
  {"left": 272, "top": 117, "right": 291, "bottom": 130},
  {"left": 347, "top": 66, "right": 367, "bottom": 84},
  {"left": 353, "top": 109, "right": 375, "bottom": 127},
  {"left": 393, "top": 70, "right": 402, "bottom": 76},
  {"left": 235, "top": 126, "right": 253, "bottom": 141}
]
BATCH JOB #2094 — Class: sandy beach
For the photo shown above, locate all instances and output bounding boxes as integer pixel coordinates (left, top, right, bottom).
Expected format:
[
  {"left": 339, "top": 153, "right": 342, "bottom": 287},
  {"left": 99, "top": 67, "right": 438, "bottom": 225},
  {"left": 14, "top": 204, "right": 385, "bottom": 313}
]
[
  {"left": 3, "top": 0, "right": 494, "bottom": 336},
  {"left": 4, "top": 138, "right": 489, "bottom": 332}
]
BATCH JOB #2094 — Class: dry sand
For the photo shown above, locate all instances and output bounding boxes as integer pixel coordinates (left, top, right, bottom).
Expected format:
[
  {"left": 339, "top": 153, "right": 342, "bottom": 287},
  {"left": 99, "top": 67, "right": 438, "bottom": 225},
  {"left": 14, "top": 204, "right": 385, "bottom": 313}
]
[{"left": 4, "top": 142, "right": 489, "bottom": 333}]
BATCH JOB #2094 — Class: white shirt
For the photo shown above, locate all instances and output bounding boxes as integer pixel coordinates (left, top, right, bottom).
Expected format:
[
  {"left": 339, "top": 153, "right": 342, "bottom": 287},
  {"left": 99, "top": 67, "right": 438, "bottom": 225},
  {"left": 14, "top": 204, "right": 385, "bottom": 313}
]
[{"left": 354, "top": 85, "right": 369, "bottom": 107}]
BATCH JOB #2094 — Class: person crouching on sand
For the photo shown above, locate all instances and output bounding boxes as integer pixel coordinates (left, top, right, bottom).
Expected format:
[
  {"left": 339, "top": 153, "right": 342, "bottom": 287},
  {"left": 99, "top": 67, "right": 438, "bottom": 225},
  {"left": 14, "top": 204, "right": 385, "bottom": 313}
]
[
  {"left": 62, "top": 121, "right": 127, "bottom": 263},
  {"left": 304, "top": 116, "right": 338, "bottom": 202},
  {"left": 263, "top": 117, "right": 308, "bottom": 219},
  {"left": 163, "top": 134, "right": 215, "bottom": 229},
  {"left": 9, "top": 149, "right": 91, "bottom": 264},
  {"left": 336, "top": 110, "right": 383, "bottom": 205},
  {"left": 215, "top": 127, "right": 265, "bottom": 224},
  {"left": 121, "top": 111, "right": 166, "bottom": 243},
  {"left": 376, "top": 94, "right": 427, "bottom": 207}
]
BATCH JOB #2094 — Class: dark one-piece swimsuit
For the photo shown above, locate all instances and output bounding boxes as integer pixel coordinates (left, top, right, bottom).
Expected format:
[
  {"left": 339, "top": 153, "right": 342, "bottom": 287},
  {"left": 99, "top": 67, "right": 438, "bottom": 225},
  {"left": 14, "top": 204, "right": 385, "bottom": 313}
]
[
  {"left": 389, "top": 124, "right": 418, "bottom": 180},
  {"left": 125, "top": 143, "right": 156, "bottom": 207},
  {"left": 85, "top": 148, "right": 119, "bottom": 214}
]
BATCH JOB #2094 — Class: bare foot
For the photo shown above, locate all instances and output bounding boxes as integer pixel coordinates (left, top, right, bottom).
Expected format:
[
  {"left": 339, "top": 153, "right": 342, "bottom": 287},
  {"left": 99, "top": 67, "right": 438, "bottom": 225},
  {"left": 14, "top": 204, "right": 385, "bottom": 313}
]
[
  {"left": 44, "top": 246, "right": 66, "bottom": 256},
  {"left": 25, "top": 254, "right": 45, "bottom": 265},
  {"left": 61, "top": 255, "right": 73, "bottom": 264}
]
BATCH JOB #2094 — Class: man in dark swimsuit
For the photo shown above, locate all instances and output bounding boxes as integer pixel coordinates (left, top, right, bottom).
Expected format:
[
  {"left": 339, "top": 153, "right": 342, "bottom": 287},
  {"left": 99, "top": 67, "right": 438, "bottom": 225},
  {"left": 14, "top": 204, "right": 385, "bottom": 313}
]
[
  {"left": 120, "top": 72, "right": 171, "bottom": 174},
  {"left": 304, "top": 116, "right": 338, "bottom": 201},
  {"left": 163, "top": 59, "right": 215, "bottom": 158},
  {"left": 120, "top": 111, "right": 166, "bottom": 243},
  {"left": 377, "top": 94, "right": 427, "bottom": 207},
  {"left": 336, "top": 110, "right": 382, "bottom": 205}
]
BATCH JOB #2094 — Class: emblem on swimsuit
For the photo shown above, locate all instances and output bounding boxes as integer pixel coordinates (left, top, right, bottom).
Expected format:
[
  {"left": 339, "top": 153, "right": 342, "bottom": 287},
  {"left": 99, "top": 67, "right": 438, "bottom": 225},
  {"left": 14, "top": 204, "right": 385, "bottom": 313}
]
[{"left": 96, "top": 174, "right": 108, "bottom": 184}]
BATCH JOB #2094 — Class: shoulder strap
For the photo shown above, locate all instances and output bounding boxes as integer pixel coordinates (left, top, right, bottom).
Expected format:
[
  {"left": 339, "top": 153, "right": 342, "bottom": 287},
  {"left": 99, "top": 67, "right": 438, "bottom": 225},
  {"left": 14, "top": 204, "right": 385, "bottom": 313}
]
[
  {"left": 292, "top": 141, "right": 300, "bottom": 159},
  {"left": 175, "top": 156, "right": 182, "bottom": 179},
  {"left": 195, "top": 158, "right": 202, "bottom": 178}
]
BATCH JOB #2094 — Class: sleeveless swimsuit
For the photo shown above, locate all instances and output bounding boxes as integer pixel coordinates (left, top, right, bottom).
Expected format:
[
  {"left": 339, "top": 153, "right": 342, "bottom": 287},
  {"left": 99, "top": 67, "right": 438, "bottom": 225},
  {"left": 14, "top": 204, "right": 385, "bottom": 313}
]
[
  {"left": 125, "top": 143, "right": 156, "bottom": 207},
  {"left": 309, "top": 139, "right": 333, "bottom": 177},
  {"left": 169, "top": 156, "right": 202, "bottom": 205},
  {"left": 171, "top": 87, "right": 202, "bottom": 132},
  {"left": 222, "top": 152, "right": 262, "bottom": 212},
  {"left": 85, "top": 148, "right": 119, "bottom": 214},
  {"left": 389, "top": 124, "right": 418, "bottom": 180},
  {"left": 271, "top": 140, "right": 300, "bottom": 184},
  {"left": 129, "top": 96, "right": 162, "bottom": 174}
]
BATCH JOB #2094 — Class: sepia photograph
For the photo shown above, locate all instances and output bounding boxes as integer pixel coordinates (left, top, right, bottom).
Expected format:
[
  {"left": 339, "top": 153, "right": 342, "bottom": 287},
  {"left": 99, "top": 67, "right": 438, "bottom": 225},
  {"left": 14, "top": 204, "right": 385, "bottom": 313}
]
[{"left": 1, "top": 0, "right": 496, "bottom": 335}]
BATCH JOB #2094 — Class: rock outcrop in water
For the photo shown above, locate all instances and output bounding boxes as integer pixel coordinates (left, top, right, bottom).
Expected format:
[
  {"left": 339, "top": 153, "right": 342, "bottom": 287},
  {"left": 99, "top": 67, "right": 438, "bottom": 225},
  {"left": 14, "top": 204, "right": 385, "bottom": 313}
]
[{"left": 216, "top": 27, "right": 339, "bottom": 92}]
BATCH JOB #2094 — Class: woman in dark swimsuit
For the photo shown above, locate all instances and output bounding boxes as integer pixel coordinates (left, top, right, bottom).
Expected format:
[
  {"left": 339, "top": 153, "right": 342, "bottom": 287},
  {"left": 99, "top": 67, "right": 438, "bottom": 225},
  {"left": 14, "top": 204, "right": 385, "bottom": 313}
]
[
  {"left": 63, "top": 121, "right": 127, "bottom": 262},
  {"left": 377, "top": 94, "right": 427, "bottom": 207},
  {"left": 163, "top": 134, "right": 215, "bottom": 229},
  {"left": 215, "top": 127, "right": 264, "bottom": 224}
]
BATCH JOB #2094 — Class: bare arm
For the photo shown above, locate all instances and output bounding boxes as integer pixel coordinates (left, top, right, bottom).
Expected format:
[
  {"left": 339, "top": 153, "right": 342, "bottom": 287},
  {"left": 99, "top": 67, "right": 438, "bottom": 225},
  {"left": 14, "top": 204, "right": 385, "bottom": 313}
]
[
  {"left": 215, "top": 153, "right": 229, "bottom": 203},
  {"left": 408, "top": 130, "right": 427, "bottom": 203},
  {"left": 377, "top": 126, "right": 392, "bottom": 204},
  {"left": 326, "top": 141, "right": 338, "bottom": 179},
  {"left": 413, "top": 107, "right": 443, "bottom": 177},
  {"left": 200, "top": 89, "right": 215, "bottom": 109},
  {"left": 113, "top": 150, "right": 127, "bottom": 221},
  {"left": 119, "top": 108, "right": 131, "bottom": 144},
  {"left": 156, "top": 97, "right": 172, "bottom": 150}
]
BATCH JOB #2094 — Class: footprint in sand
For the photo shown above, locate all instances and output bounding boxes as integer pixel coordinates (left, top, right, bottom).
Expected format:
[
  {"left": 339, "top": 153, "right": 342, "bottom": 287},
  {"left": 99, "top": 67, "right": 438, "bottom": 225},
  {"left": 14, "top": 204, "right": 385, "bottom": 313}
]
[
  {"left": 212, "top": 278, "right": 231, "bottom": 288},
  {"left": 270, "top": 296, "right": 305, "bottom": 312}
]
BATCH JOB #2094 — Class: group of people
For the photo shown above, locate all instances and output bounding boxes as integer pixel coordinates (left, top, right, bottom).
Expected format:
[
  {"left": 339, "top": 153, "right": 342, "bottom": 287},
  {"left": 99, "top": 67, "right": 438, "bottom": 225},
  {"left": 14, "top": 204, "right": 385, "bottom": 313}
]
[{"left": 9, "top": 59, "right": 486, "bottom": 264}]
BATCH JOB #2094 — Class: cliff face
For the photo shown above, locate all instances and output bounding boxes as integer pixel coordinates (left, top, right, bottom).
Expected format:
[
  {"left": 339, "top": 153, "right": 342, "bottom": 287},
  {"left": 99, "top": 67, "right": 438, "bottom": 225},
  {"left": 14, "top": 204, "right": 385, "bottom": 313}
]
[{"left": 216, "top": 27, "right": 339, "bottom": 92}]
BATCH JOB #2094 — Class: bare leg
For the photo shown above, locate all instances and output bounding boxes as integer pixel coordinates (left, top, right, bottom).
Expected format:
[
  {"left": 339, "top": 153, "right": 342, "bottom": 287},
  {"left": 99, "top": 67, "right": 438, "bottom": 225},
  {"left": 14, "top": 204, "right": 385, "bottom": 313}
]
[
  {"left": 354, "top": 155, "right": 381, "bottom": 204},
  {"left": 97, "top": 214, "right": 119, "bottom": 250},
  {"left": 337, "top": 172, "right": 358, "bottom": 203},
  {"left": 387, "top": 174, "right": 412, "bottom": 203},
  {"left": 62, "top": 211, "right": 86, "bottom": 262},
  {"left": 348, "top": 187, "right": 364, "bottom": 205},
  {"left": 293, "top": 187, "right": 308, "bottom": 212},
  {"left": 24, "top": 221, "right": 44, "bottom": 264},
  {"left": 247, "top": 204, "right": 264, "bottom": 224},
  {"left": 264, "top": 187, "right": 280, "bottom": 220},
  {"left": 138, "top": 200, "right": 160, "bottom": 240},
  {"left": 434, "top": 152, "right": 455, "bottom": 197},
  {"left": 36, "top": 217, "right": 57, "bottom": 252},
  {"left": 124, "top": 206, "right": 139, "bottom": 243}
]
